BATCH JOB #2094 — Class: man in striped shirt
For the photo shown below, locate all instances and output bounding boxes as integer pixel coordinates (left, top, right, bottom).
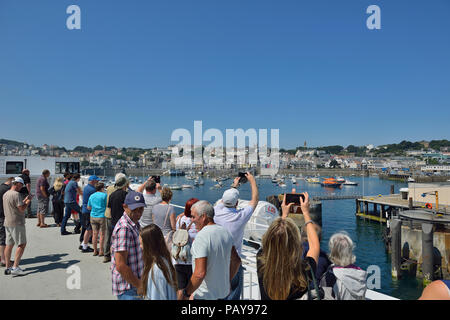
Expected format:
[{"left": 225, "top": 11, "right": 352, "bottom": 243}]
[{"left": 111, "top": 191, "right": 146, "bottom": 300}]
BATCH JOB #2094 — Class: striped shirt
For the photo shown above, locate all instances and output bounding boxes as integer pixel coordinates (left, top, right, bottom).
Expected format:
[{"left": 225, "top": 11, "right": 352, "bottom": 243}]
[{"left": 111, "top": 212, "right": 143, "bottom": 296}]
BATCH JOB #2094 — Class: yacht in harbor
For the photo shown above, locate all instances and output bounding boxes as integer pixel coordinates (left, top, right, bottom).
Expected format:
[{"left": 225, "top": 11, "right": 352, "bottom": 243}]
[{"left": 306, "top": 177, "right": 320, "bottom": 184}]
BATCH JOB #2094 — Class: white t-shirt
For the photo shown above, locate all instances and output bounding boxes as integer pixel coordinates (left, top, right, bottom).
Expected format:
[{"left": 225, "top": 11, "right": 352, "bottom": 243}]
[
  {"left": 191, "top": 224, "right": 233, "bottom": 300},
  {"left": 213, "top": 202, "right": 254, "bottom": 257}
]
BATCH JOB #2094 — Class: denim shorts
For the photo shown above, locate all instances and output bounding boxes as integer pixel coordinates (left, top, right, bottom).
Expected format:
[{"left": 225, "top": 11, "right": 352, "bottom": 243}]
[{"left": 117, "top": 288, "right": 142, "bottom": 300}]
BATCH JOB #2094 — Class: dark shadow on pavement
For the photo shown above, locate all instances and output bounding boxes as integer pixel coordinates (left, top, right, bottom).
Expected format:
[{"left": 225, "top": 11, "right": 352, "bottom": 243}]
[
  {"left": 22, "top": 259, "right": 80, "bottom": 275},
  {"left": 20, "top": 254, "right": 69, "bottom": 266}
]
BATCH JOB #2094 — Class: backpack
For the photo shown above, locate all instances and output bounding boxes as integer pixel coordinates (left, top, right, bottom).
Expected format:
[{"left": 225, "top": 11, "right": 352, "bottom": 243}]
[
  {"left": 171, "top": 217, "right": 194, "bottom": 263},
  {"left": 298, "top": 262, "right": 336, "bottom": 300}
]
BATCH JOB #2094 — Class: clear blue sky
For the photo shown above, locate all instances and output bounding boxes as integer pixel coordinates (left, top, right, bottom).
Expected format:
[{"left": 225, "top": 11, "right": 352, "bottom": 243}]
[{"left": 0, "top": 0, "right": 449, "bottom": 149}]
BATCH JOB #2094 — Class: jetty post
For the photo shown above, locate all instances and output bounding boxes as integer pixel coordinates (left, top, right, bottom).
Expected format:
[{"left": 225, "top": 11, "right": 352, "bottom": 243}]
[
  {"left": 391, "top": 218, "right": 402, "bottom": 279},
  {"left": 421, "top": 223, "right": 434, "bottom": 285}
]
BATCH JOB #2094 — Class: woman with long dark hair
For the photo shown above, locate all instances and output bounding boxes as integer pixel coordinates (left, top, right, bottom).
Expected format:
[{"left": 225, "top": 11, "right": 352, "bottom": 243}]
[{"left": 139, "top": 224, "right": 178, "bottom": 300}]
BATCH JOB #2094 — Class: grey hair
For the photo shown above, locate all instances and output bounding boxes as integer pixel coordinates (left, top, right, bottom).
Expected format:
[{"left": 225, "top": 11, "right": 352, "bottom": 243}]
[
  {"left": 328, "top": 231, "right": 356, "bottom": 267},
  {"left": 191, "top": 200, "right": 215, "bottom": 220},
  {"left": 115, "top": 173, "right": 126, "bottom": 183}
]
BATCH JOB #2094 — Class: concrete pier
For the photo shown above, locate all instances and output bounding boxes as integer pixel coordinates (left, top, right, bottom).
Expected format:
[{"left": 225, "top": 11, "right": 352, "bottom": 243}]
[
  {"left": 391, "top": 219, "right": 402, "bottom": 279},
  {"left": 421, "top": 223, "right": 434, "bottom": 285},
  {"left": 0, "top": 218, "right": 113, "bottom": 300}
]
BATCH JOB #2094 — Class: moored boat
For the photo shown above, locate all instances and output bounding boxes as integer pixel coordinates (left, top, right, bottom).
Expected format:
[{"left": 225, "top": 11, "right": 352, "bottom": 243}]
[
  {"left": 336, "top": 176, "right": 346, "bottom": 184},
  {"left": 343, "top": 180, "right": 358, "bottom": 186},
  {"left": 321, "top": 177, "right": 342, "bottom": 188},
  {"left": 306, "top": 177, "right": 320, "bottom": 184}
]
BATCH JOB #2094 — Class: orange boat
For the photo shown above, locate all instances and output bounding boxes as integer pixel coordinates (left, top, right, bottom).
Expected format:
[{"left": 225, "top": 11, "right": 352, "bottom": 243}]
[{"left": 321, "top": 177, "right": 342, "bottom": 188}]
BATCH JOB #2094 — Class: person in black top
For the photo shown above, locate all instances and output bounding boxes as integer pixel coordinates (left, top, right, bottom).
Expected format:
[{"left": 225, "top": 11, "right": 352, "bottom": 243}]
[
  {"left": 19, "top": 169, "right": 32, "bottom": 218},
  {"left": 257, "top": 192, "right": 320, "bottom": 300},
  {"left": 301, "top": 224, "right": 332, "bottom": 280},
  {"left": 107, "top": 181, "right": 128, "bottom": 230},
  {"left": 48, "top": 177, "right": 65, "bottom": 226},
  {"left": 0, "top": 177, "right": 14, "bottom": 266}
]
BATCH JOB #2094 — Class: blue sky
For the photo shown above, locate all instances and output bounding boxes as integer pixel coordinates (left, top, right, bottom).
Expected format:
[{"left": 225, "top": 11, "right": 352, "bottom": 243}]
[{"left": 0, "top": 0, "right": 449, "bottom": 149}]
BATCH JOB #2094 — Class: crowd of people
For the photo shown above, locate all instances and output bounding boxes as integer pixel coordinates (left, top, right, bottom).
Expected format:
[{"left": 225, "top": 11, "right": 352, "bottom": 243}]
[{"left": 1, "top": 170, "right": 449, "bottom": 300}]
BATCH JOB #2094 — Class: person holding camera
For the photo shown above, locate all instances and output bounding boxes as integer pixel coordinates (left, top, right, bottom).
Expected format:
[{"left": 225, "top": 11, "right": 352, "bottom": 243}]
[
  {"left": 137, "top": 176, "right": 162, "bottom": 229},
  {"left": 257, "top": 192, "right": 320, "bottom": 300},
  {"left": 213, "top": 171, "right": 259, "bottom": 300}
]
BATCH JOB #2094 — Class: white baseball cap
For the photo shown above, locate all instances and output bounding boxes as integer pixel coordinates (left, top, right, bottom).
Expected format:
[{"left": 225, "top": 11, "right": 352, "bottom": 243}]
[
  {"left": 222, "top": 188, "right": 239, "bottom": 207},
  {"left": 115, "top": 173, "right": 126, "bottom": 183},
  {"left": 13, "top": 177, "right": 24, "bottom": 184}
]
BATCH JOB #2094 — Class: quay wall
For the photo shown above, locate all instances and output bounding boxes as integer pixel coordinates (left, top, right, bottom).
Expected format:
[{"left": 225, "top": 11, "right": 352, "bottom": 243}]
[{"left": 401, "top": 225, "right": 450, "bottom": 279}]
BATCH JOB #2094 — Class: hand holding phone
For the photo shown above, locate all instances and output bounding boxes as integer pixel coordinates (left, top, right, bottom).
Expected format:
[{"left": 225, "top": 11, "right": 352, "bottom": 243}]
[
  {"left": 151, "top": 176, "right": 161, "bottom": 183},
  {"left": 238, "top": 172, "right": 248, "bottom": 184},
  {"left": 285, "top": 193, "right": 305, "bottom": 205}
]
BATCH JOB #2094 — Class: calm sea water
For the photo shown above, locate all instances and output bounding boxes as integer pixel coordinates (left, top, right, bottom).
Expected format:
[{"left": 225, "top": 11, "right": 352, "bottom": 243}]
[{"left": 131, "top": 175, "right": 422, "bottom": 300}]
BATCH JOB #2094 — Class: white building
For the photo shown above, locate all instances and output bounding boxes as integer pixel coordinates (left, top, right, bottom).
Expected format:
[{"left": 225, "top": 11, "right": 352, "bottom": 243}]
[{"left": 421, "top": 165, "right": 450, "bottom": 172}]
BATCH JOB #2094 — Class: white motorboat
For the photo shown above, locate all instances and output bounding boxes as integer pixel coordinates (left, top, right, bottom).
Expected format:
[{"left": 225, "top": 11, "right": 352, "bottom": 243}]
[
  {"left": 182, "top": 184, "right": 194, "bottom": 189},
  {"left": 291, "top": 177, "right": 297, "bottom": 184},
  {"left": 343, "top": 180, "right": 358, "bottom": 186},
  {"left": 167, "top": 184, "right": 182, "bottom": 190}
]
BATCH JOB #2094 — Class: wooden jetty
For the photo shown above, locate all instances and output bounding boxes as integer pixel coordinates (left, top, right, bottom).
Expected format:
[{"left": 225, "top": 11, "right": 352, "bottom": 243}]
[{"left": 355, "top": 193, "right": 450, "bottom": 224}]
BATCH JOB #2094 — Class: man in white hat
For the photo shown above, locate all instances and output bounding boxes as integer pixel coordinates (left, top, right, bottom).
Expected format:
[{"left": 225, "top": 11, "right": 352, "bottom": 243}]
[
  {"left": 213, "top": 172, "right": 259, "bottom": 300},
  {"left": 3, "top": 177, "right": 32, "bottom": 275}
]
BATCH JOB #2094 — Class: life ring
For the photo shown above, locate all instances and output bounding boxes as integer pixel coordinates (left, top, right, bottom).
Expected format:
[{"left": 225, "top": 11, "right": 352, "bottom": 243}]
[{"left": 425, "top": 203, "right": 432, "bottom": 209}]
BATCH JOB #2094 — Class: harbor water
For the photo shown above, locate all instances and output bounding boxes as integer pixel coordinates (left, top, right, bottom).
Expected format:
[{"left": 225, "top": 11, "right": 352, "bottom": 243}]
[{"left": 130, "top": 175, "right": 422, "bottom": 299}]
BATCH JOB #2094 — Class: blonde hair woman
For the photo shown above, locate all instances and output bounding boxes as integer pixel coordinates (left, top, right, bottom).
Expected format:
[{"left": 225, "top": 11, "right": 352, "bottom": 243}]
[
  {"left": 48, "top": 177, "right": 65, "bottom": 226},
  {"left": 257, "top": 192, "right": 320, "bottom": 300}
]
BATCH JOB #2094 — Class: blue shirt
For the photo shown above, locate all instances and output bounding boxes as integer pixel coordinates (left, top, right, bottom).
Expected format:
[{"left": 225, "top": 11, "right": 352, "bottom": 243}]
[
  {"left": 82, "top": 184, "right": 97, "bottom": 214},
  {"left": 64, "top": 180, "right": 79, "bottom": 204},
  {"left": 145, "top": 259, "right": 177, "bottom": 300},
  {"left": 87, "top": 192, "right": 107, "bottom": 218}
]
